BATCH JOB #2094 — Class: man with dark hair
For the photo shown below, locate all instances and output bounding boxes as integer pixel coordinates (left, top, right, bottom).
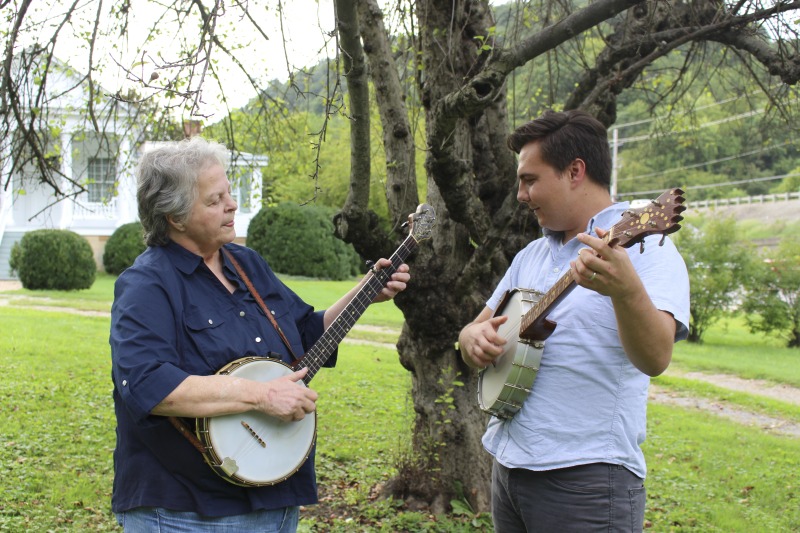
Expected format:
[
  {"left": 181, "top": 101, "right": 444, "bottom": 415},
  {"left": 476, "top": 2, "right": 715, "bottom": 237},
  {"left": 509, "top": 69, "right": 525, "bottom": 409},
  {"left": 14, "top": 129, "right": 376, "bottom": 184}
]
[{"left": 459, "top": 109, "right": 690, "bottom": 531}]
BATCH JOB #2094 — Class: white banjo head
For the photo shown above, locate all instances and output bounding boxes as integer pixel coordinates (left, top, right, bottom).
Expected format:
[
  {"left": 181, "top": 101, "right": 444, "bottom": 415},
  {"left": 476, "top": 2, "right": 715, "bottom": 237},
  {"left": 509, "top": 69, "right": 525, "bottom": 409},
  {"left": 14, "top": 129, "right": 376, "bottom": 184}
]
[
  {"left": 478, "top": 289, "right": 543, "bottom": 418},
  {"left": 199, "top": 358, "right": 317, "bottom": 486}
]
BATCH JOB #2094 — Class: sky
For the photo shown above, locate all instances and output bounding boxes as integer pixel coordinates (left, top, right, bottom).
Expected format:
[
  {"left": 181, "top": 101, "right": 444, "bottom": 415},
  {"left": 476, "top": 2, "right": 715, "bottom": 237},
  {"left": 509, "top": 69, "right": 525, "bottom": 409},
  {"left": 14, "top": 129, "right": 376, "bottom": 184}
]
[
  {"left": 11, "top": 0, "right": 518, "bottom": 120},
  {"left": 11, "top": 0, "right": 338, "bottom": 119}
]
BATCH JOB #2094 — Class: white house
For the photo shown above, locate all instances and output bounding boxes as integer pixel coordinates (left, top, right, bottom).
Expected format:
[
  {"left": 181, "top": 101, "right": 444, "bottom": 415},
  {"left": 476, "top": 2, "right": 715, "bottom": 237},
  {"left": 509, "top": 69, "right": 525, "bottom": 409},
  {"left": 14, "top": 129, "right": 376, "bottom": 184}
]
[{"left": 0, "top": 51, "right": 265, "bottom": 279}]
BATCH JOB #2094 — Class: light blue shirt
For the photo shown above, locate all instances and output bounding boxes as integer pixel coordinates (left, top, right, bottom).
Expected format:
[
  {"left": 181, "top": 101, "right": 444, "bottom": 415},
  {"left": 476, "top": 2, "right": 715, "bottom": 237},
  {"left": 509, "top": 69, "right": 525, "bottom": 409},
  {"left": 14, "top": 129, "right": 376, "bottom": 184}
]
[{"left": 482, "top": 202, "right": 690, "bottom": 478}]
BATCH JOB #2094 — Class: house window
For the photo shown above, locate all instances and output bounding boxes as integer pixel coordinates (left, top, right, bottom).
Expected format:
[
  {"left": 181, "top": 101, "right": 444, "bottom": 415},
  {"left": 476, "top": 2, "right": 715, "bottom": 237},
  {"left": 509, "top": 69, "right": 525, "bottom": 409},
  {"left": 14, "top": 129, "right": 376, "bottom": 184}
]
[{"left": 87, "top": 157, "right": 116, "bottom": 202}]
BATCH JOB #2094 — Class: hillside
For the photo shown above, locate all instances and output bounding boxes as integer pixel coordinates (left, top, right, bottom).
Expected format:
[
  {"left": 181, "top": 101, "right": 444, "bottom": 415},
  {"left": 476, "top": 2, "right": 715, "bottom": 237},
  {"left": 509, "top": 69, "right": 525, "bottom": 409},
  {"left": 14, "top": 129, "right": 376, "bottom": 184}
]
[
  {"left": 691, "top": 197, "right": 800, "bottom": 247},
  {"left": 692, "top": 198, "right": 800, "bottom": 224}
]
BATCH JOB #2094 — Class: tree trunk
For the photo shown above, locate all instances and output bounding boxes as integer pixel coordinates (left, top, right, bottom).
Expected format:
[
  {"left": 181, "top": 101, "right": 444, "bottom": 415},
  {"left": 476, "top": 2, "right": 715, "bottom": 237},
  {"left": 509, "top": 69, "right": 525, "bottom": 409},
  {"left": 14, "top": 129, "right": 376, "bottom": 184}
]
[{"left": 352, "top": 0, "right": 537, "bottom": 512}]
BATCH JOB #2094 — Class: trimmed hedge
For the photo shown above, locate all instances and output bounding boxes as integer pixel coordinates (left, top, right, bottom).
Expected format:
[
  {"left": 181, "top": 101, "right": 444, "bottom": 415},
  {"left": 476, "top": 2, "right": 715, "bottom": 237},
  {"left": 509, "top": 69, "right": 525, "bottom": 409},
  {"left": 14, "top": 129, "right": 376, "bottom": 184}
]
[
  {"left": 247, "top": 202, "right": 362, "bottom": 280},
  {"left": 10, "top": 229, "right": 96, "bottom": 290},
  {"left": 103, "top": 222, "right": 146, "bottom": 275}
]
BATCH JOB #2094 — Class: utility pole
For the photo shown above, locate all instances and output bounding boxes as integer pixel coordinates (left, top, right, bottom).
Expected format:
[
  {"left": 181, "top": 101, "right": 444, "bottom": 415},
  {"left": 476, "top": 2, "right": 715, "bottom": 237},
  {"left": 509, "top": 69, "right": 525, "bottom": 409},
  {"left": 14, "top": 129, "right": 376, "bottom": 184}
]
[{"left": 610, "top": 127, "right": 619, "bottom": 201}]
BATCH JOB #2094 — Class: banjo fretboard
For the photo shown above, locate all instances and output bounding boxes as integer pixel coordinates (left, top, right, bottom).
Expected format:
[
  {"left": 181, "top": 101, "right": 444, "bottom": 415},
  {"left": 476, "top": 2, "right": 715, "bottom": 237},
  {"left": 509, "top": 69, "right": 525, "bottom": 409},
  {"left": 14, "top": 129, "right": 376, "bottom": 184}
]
[{"left": 295, "top": 236, "right": 418, "bottom": 384}]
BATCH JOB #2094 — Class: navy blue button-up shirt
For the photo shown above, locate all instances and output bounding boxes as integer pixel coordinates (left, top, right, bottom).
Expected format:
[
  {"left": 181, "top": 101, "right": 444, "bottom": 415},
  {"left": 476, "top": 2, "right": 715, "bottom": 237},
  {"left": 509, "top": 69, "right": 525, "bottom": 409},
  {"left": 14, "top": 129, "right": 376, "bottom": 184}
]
[{"left": 110, "top": 241, "right": 336, "bottom": 516}]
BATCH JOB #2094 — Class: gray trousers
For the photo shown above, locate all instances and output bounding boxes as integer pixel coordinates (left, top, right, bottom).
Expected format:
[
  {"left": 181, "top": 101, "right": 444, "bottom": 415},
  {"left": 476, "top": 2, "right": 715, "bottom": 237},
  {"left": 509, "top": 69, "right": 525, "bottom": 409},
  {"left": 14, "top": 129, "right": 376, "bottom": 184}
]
[{"left": 491, "top": 459, "right": 646, "bottom": 532}]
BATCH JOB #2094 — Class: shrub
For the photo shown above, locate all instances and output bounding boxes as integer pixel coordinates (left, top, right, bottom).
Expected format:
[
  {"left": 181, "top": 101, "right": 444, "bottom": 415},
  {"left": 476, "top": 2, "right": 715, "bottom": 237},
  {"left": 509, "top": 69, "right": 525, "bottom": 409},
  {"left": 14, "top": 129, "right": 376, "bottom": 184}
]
[
  {"left": 103, "top": 222, "right": 146, "bottom": 275},
  {"left": 9, "top": 241, "right": 21, "bottom": 275},
  {"left": 741, "top": 236, "right": 800, "bottom": 348},
  {"left": 247, "top": 202, "right": 362, "bottom": 280},
  {"left": 12, "top": 229, "right": 96, "bottom": 290}
]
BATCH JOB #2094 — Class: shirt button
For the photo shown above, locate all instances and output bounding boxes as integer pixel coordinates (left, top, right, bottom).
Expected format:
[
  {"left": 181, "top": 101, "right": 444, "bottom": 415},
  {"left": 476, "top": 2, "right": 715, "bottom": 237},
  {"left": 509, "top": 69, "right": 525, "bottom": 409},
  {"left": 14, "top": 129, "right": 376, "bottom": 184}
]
[
  {"left": 239, "top": 311, "right": 245, "bottom": 317},
  {"left": 208, "top": 319, "right": 214, "bottom": 325},
  {"left": 552, "top": 267, "right": 559, "bottom": 273},
  {"left": 122, "top": 380, "right": 127, "bottom": 386},
  {"left": 255, "top": 337, "right": 262, "bottom": 343},
  {"left": 270, "top": 310, "right": 275, "bottom": 315}
]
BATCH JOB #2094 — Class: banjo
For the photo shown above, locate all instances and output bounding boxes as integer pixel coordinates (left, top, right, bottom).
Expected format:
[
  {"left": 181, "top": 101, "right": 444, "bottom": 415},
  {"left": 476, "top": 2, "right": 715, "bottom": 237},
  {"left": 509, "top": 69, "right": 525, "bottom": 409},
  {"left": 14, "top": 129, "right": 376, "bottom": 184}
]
[
  {"left": 195, "top": 204, "right": 436, "bottom": 487},
  {"left": 478, "top": 188, "right": 686, "bottom": 419}
]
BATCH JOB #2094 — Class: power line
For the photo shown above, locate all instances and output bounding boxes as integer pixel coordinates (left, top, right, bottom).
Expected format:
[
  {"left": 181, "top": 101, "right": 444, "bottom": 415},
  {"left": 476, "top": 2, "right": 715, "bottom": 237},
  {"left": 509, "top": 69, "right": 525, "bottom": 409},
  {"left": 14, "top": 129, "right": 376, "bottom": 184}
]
[
  {"left": 609, "top": 97, "right": 799, "bottom": 195},
  {"left": 614, "top": 107, "right": 766, "bottom": 144},
  {"left": 612, "top": 86, "right": 785, "bottom": 130},
  {"left": 617, "top": 142, "right": 792, "bottom": 183},
  {"left": 618, "top": 172, "right": 800, "bottom": 199}
]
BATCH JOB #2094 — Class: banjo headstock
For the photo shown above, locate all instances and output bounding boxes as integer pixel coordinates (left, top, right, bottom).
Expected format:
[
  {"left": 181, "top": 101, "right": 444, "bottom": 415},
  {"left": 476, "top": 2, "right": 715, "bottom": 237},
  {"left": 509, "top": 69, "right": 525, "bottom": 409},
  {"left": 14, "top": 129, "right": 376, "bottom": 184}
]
[
  {"left": 609, "top": 188, "right": 686, "bottom": 251},
  {"left": 407, "top": 203, "right": 436, "bottom": 242}
]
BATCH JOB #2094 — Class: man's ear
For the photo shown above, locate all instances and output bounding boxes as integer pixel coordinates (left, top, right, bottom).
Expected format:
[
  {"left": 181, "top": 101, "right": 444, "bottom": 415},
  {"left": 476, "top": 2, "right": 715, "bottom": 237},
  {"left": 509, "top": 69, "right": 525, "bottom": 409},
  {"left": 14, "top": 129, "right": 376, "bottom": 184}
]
[{"left": 568, "top": 158, "right": 587, "bottom": 185}]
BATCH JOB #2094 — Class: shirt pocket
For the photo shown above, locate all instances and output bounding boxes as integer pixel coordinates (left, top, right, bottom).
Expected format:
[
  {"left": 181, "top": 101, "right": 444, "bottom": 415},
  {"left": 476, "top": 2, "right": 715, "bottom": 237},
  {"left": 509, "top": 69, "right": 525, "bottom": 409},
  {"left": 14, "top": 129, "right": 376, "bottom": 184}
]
[
  {"left": 183, "top": 306, "right": 234, "bottom": 370},
  {"left": 258, "top": 296, "right": 304, "bottom": 351}
]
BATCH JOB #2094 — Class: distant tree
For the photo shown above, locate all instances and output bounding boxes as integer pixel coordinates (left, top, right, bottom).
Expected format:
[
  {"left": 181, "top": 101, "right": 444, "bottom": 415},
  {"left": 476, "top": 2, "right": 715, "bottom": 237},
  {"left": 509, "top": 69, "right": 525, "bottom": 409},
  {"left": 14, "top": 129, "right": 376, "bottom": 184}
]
[
  {"left": 673, "top": 213, "right": 754, "bottom": 343},
  {"left": 741, "top": 236, "right": 800, "bottom": 348},
  {"left": 772, "top": 168, "right": 800, "bottom": 194}
]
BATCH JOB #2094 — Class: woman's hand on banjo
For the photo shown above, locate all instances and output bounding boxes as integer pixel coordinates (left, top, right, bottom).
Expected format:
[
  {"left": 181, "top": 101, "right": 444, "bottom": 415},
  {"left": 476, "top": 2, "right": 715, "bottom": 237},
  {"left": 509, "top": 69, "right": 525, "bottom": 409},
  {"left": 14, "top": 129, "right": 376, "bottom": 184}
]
[
  {"left": 459, "top": 313, "right": 509, "bottom": 370},
  {"left": 255, "top": 367, "right": 318, "bottom": 423}
]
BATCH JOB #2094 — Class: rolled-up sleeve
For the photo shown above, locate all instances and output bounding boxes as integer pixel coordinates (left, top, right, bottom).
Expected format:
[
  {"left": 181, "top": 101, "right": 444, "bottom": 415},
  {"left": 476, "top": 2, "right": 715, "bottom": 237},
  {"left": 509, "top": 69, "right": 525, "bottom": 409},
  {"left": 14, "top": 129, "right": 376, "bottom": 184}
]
[{"left": 110, "top": 269, "right": 189, "bottom": 423}]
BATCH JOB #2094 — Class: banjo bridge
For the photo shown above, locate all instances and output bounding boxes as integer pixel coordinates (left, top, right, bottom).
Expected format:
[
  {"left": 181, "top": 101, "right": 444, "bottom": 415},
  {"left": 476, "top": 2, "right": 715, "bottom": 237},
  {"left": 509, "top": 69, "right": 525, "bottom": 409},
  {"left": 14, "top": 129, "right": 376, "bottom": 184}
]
[{"left": 241, "top": 420, "right": 267, "bottom": 448}]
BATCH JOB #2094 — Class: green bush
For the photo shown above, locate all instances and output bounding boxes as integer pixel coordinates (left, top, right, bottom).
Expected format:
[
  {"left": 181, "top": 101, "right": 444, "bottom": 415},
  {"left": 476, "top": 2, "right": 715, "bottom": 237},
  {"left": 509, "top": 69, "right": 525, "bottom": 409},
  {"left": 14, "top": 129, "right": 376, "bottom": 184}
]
[
  {"left": 9, "top": 241, "right": 21, "bottom": 275},
  {"left": 103, "top": 222, "right": 146, "bottom": 275},
  {"left": 12, "top": 229, "right": 96, "bottom": 290},
  {"left": 247, "top": 202, "right": 362, "bottom": 280}
]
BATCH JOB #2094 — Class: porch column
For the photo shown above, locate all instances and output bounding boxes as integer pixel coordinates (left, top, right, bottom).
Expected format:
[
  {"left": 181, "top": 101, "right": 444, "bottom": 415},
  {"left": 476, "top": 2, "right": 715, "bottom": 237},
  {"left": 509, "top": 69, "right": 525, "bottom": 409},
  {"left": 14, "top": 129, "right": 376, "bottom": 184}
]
[
  {"left": 117, "top": 136, "right": 136, "bottom": 224},
  {"left": 58, "top": 132, "right": 75, "bottom": 230},
  {"left": 0, "top": 141, "right": 14, "bottom": 229},
  {"left": 250, "top": 167, "right": 263, "bottom": 209}
]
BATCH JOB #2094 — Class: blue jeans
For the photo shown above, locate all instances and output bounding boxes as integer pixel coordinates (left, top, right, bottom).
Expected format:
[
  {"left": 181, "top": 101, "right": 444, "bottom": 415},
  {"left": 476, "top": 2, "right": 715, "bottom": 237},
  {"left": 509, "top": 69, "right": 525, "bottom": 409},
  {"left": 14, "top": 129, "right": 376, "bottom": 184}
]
[
  {"left": 491, "top": 460, "right": 646, "bottom": 532},
  {"left": 115, "top": 506, "right": 299, "bottom": 532}
]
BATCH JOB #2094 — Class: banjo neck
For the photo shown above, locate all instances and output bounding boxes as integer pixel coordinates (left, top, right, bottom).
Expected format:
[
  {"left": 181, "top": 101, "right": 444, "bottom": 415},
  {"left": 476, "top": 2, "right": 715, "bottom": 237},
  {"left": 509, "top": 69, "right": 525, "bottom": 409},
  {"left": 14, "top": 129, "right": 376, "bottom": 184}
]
[
  {"left": 294, "top": 234, "right": 418, "bottom": 385},
  {"left": 518, "top": 229, "right": 618, "bottom": 341},
  {"left": 518, "top": 270, "right": 576, "bottom": 341}
]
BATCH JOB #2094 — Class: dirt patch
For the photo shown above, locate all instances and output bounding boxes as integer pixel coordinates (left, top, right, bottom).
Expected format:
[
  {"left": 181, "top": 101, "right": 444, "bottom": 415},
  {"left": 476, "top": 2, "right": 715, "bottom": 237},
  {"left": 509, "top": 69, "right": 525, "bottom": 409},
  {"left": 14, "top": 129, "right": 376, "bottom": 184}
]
[
  {"left": 648, "top": 369, "right": 800, "bottom": 438},
  {"left": 0, "top": 280, "right": 22, "bottom": 291},
  {"left": 649, "top": 385, "right": 800, "bottom": 438},
  {"left": 670, "top": 370, "right": 800, "bottom": 406}
]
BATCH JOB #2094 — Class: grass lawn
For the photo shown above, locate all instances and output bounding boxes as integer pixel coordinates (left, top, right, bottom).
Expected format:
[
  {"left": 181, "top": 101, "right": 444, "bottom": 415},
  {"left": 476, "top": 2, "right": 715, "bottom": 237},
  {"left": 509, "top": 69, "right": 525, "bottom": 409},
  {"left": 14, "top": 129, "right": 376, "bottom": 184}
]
[{"left": 1, "top": 277, "right": 799, "bottom": 531}]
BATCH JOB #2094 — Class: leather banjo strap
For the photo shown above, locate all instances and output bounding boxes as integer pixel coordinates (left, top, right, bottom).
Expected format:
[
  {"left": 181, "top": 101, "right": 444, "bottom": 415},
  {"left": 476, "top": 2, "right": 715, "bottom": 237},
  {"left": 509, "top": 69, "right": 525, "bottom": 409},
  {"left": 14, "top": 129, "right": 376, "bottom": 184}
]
[
  {"left": 168, "top": 416, "right": 207, "bottom": 453},
  {"left": 221, "top": 247, "right": 301, "bottom": 365}
]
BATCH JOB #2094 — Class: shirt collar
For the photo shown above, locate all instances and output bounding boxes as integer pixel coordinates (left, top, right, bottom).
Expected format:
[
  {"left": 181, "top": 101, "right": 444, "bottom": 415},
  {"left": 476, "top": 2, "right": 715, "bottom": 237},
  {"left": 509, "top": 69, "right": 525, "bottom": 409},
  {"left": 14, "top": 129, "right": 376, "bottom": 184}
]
[
  {"left": 163, "top": 240, "right": 206, "bottom": 275},
  {"left": 587, "top": 201, "right": 631, "bottom": 237},
  {"left": 542, "top": 201, "right": 631, "bottom": 250}
]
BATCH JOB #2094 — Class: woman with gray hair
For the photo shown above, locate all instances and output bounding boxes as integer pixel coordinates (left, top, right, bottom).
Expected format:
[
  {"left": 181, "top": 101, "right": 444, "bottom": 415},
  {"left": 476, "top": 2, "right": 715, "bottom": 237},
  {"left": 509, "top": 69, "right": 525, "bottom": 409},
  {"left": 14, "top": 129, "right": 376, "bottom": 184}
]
[{"left": 110, "top": 136, "right": 410, "bottom": 532}]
